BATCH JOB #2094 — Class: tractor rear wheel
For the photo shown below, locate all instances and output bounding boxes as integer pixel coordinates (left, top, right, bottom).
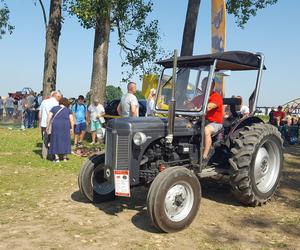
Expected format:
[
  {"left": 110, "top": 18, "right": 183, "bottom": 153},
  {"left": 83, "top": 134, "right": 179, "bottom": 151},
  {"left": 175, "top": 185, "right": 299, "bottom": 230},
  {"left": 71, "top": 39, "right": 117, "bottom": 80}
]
[{"left": 229, "top": 123, "right": 283, "bottom": 206}]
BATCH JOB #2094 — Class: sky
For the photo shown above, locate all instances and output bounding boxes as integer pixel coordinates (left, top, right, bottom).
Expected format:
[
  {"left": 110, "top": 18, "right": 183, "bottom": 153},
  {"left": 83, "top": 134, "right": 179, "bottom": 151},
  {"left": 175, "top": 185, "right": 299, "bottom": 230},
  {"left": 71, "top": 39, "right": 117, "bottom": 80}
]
[{"left": 0, "top": 0, "right": 300, "bottom": 107}]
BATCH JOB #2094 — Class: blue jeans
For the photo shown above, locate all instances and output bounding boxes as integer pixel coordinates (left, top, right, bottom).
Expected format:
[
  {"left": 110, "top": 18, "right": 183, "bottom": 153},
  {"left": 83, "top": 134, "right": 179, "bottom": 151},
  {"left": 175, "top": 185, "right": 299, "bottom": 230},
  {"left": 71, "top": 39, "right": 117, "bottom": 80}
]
[
  {"left": 24, "top": 110, "right": 34, "bottom": 128},
  {"left": 6, "top": 108, "right": 14, "bottom": 118}
]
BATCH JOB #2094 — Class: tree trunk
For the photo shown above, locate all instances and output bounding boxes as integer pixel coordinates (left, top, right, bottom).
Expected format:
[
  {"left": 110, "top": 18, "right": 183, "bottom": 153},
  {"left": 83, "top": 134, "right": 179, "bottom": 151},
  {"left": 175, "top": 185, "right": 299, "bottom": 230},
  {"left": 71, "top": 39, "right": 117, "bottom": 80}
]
[
  {"left": 176, "top": 0, "right": 201, "bottom": 106},
  {"left": 180, "top": 0, "right": 201, "bottom": 56},
  {"left": 90, "top": 11, "right": 111, "bottom": 104},
  {"left": 42, "top": 0, "right": 62, "bottom": 98}
]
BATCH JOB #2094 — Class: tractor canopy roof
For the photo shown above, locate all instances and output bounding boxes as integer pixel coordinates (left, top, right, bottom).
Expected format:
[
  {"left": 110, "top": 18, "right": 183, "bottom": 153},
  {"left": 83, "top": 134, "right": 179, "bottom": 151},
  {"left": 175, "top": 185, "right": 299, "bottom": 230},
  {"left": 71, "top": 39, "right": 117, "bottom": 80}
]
[{"left": 156, "top": 51, "right": 266, "bottom": 71}]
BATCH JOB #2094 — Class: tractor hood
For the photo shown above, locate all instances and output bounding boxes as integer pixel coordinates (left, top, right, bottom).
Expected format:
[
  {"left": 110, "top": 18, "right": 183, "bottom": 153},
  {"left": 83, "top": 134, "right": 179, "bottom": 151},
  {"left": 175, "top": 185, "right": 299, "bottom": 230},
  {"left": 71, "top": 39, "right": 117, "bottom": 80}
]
[{"left": 107, "top": 117, "right": 199, "bottom": 136}]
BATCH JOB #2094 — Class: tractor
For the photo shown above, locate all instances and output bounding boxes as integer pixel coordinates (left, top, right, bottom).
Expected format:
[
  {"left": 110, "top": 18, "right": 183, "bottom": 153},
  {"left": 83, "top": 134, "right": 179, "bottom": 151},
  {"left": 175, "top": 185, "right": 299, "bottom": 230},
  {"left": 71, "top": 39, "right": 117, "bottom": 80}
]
[{"left": 78, "top": 51, "right": 283, "bottom": 233}]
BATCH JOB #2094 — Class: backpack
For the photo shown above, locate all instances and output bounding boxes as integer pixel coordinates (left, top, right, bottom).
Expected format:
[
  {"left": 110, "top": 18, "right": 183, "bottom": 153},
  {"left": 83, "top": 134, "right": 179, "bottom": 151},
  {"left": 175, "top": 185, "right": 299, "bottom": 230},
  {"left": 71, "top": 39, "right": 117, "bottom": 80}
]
[{"left": 73, "top": 102, "right": 87, "bottom": 113}]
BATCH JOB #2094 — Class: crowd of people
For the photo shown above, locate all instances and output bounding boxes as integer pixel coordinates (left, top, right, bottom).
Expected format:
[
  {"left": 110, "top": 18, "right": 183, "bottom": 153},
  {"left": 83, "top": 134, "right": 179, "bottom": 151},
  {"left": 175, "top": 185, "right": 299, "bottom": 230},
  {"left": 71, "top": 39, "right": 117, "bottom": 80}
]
[
  {"left": 268, "top": 105, "right": 300, "bottom": 145},
  {"left": 39, "top": 91, "right": 107, "bottom": 162},
  {"left": 0, "top": 92, "right": 43, "bottom": 128},
  {"left": 2, "top": 81, "right": 299, "bottom": 162}
]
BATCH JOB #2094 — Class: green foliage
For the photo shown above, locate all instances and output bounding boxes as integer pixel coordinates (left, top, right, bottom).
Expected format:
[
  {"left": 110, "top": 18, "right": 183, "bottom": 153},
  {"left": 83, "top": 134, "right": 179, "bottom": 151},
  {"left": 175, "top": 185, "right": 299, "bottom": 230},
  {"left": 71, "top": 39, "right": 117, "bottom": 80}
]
[
  {"left": 64, "top": 0, "right": 164, "bottom": 80},
  {"left": 226, "top": 0, "right": 278, "bottom": 28},
  {"left": 0, "top": 0, "right": 14, "bottom": 39},
  {"left": 106, "top": 85, "right": 123, "bottom": 102},
  {"left": 135, "top": 90, "right": 145, "bottom": 100}
]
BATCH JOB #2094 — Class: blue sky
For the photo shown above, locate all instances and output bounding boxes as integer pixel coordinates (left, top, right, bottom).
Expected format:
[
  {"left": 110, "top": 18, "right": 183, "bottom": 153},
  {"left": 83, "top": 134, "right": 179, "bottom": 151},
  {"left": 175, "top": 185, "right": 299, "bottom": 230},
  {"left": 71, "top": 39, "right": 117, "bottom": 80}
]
[{"left": 0, "top": 0, "right": 299, "bottom": 106}]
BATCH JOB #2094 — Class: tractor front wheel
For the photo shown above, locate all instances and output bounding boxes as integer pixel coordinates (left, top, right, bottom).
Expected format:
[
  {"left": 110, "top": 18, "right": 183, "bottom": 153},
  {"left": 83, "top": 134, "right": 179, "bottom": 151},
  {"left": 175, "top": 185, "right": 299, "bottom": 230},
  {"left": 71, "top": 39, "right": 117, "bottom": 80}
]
[
  {"left": 147, "top": 166, "right": 201, "bottom": 233},
  {"left": 78, "top": 154, "right": 115, "bottom": 203}
]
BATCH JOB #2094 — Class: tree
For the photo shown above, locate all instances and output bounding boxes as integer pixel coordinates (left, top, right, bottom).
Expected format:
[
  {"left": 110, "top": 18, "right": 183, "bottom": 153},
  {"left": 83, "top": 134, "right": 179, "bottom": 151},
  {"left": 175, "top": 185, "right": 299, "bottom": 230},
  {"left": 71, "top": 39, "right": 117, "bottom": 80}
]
[
  {"left": 226, "top": 0, "right": 278, "bottom": 28},
  {"left": 180, "top": 0, "right": 201, "bottom": 57},
  {"left": 0, "top": 0, "right": 14, "bottom": 39},
  {"left": 65, "top": 0, "right": 161, "bottom": 104},
  {"left": 42, "top": 0, "right": 62, "bottom": 98},
  {"left": 180, "top": 0, "right": 279, "bottom": 56},
  {"left": 106, "top": 85, "right": 123, "bottom": 102}
]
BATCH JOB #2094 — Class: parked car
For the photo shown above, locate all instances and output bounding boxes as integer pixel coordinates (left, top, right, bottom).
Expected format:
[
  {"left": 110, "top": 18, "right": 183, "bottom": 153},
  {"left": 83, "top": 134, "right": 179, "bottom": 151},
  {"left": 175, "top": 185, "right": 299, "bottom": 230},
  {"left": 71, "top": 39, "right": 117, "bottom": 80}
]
[{"left": 104, "top": 99, "right": 147, "bottom": 118}]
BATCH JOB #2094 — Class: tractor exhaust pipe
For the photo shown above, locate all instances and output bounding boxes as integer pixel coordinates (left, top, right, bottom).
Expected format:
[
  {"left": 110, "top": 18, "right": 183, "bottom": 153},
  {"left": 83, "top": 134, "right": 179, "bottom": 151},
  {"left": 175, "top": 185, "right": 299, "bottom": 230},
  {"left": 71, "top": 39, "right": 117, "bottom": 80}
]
[{"left": 165, "top": 49, "right": 178, "bottom": 144}]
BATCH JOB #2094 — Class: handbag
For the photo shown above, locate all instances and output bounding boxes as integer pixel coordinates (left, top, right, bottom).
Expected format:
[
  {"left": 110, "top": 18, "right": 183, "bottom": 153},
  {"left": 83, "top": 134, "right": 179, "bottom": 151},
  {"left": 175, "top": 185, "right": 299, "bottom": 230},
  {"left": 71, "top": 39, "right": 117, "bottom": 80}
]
[{"left": 47, "top": 107, "right": 64, "bottom": 134}]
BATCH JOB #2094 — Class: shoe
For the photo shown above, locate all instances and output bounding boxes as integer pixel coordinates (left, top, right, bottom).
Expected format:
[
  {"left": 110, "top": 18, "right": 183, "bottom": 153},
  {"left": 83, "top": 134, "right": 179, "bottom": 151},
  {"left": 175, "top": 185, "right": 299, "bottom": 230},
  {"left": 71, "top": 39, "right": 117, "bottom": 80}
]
[
  {"left": 201, "top": 148, "right": 215, "bottom": 167},
  {"left": 90, "top": 142, "right": 95, "bottom": 145},
  {"left": 53, "top": 159, "right": 60, "bottom": 163}
]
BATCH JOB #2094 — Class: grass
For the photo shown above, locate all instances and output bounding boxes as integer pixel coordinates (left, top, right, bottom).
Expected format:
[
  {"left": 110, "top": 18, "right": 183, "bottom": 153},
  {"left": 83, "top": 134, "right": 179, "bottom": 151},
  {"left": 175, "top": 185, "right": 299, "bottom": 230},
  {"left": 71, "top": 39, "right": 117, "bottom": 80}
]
[{"left": 0, "top": 126, "right": 86, "bottom": 173}]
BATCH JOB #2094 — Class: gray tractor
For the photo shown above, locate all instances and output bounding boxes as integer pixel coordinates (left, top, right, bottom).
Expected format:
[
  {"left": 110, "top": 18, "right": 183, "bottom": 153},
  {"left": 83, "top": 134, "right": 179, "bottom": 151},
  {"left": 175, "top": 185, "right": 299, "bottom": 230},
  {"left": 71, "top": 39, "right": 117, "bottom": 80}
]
[{"left": 78, "top": 51, "right": 283, "bottom": 233}]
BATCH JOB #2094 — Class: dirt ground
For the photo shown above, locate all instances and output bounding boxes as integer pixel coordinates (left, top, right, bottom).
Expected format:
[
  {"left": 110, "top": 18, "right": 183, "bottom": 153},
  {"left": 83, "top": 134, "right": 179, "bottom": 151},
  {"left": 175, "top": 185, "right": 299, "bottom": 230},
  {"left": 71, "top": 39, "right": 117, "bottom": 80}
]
[{"left": 0, "top": 146, "right": 299, "bottom": 250}]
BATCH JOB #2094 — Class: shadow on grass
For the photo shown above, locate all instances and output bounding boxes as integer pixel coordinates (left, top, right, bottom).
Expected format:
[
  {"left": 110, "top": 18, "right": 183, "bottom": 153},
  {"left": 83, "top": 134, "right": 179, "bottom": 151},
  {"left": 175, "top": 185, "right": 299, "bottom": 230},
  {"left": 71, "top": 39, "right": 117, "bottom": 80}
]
[
  {"left": 71, "top": 180, "right": 247, "bottom": 234},
  {"left": 32, "top": 143, "right": 43, "bottom": 158},
  {"left": 201, "top": 179, "right": 243, "bottom": 207},
  {"left": 284, "top": 144, "right": 300, "bottom": 158},
  {"left": 71, "top": 187, "right": 160, "bottom": 233},
  {"left": 240, "top": 215, "right": 300, "bottom": 238}
]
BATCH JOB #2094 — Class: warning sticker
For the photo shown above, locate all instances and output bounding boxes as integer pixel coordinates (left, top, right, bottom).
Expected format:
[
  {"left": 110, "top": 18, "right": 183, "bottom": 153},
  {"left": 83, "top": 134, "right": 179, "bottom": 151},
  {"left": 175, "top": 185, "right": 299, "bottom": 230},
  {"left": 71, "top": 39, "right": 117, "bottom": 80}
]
[{"left": 114, "top": 170, "right": 130, "bottom": 197}]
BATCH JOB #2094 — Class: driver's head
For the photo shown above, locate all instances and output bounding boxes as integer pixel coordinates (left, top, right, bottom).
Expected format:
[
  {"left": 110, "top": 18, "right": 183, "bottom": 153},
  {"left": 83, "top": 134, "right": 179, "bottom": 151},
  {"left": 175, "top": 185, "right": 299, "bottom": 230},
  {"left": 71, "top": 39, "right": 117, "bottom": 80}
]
[{"left": 128, "top": 82, "right": 137, "bottom": 94}]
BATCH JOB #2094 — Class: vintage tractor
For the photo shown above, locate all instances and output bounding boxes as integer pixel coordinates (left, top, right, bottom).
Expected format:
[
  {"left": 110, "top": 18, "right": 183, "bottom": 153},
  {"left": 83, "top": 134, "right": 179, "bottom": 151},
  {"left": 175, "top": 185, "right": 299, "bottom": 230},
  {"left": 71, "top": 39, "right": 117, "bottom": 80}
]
[{"left": 78, "top": 51, "right": 283, "bottom": 233}]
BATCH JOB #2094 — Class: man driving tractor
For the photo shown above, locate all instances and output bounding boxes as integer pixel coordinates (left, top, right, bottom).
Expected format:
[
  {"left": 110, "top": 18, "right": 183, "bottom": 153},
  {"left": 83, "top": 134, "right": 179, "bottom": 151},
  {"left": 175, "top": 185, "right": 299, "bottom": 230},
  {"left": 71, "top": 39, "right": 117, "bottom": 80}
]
[{"left": 202, "top": 79, "right": 223, "bottom": 165}]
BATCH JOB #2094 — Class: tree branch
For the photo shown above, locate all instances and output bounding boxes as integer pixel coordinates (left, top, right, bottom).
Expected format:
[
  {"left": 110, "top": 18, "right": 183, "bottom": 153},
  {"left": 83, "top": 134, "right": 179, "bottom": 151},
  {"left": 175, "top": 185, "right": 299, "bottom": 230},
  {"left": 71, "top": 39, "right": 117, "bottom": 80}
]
[{"left": 38, "top": 0, "right": 48, "bottom": 30}]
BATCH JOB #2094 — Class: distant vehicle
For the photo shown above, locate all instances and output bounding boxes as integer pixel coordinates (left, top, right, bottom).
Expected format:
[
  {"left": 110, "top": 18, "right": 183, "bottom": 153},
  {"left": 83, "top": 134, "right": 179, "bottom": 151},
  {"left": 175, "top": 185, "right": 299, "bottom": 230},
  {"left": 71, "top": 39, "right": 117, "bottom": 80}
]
[
  {"left": 9, "top": 87, "right": 34, "bottom": 101},
  {"left": 104, "top": 99, "right": 147, "bottom": 118}
]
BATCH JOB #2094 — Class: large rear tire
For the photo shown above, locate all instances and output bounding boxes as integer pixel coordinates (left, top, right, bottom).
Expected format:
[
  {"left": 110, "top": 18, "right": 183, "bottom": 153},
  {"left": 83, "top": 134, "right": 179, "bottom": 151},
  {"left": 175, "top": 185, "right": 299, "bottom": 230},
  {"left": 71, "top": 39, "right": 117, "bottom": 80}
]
[
  {"left": 229, "top": 123, "right": 283, "bottom": 206},
  {"left": 147, "top": 167, "right": 201, "bottom": 233},
  {"left": 78, "top": 154, "right": 115, "bottom": 203}
]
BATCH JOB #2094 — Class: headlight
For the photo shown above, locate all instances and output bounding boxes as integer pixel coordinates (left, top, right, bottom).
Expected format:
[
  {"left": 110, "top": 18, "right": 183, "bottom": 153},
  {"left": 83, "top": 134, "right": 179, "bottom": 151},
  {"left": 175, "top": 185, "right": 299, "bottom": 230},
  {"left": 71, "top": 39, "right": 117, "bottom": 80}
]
[{"left": 133, "top": 132, "right": 147, "bottom": 146}]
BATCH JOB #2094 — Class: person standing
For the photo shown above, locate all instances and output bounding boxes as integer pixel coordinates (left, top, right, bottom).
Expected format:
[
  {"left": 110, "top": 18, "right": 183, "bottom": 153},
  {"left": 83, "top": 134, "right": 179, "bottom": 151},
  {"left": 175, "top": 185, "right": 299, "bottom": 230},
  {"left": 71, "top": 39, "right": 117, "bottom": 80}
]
[
  {"left": 273, "top": 105, "right": 286, "bottom": 127},
  {"left": 47, "top": 98, "right": 74, "bottom": 162},
  {"left": 268, "top": 107, "right": 275, "bottom": 125},
  {"left": 87, "top": 98, "right": 105, "bottom": 144},
  {"left": 236, "top": 96, "right": 250, "bottom": 118},
  {"left": 146, "top": 88, "right": 156, "bottom": 116},
  {"left": 25, "top": 92, "right": 35, "bottom": 128},
  {"left": 5, "top": 94, "right": 15, "bottom": 119},
  {"left": 39, "top": 91, "right": 62, "bottom": 159},
  {"left": 117, "top": 82, "right": 139, "bottom": 117},
  {"left": 0, "top": 96, "right": 3, "bottom": 121},
  {"left": 72, "top": 95, "right": 88, "bottom": 147}
]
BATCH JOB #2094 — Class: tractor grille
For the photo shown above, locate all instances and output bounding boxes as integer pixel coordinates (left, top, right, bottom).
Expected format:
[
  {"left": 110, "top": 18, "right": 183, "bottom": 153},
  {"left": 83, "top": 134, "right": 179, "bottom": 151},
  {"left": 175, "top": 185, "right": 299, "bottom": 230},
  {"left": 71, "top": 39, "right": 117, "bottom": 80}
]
[
  {"left": 105, "top": 129, "right": 113, "bottom": 166},
  {"left": 116, "top": 135, "right": 130, "bottom": 168},
  {"left": 105, "top": 130, "right": 130, "bottom": 169}
]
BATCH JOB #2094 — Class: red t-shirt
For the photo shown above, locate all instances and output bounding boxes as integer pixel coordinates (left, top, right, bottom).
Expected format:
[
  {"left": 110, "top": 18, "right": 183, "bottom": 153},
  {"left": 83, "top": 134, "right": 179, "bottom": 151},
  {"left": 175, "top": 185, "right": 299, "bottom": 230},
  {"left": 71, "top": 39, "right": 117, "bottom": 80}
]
[
  {"left": 273, "top": 111, "right": 285, "bottom": 121},
  {"left": 205, "top": 91, "right": 223, "bottom": 124}
]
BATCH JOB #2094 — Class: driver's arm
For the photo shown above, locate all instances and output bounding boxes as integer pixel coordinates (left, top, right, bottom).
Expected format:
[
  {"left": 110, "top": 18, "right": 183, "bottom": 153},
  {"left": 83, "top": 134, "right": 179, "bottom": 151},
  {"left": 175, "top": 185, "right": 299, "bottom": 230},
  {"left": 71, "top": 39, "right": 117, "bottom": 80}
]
[{"left": 207, "top": 102, "right": 217, "bottom": 111}]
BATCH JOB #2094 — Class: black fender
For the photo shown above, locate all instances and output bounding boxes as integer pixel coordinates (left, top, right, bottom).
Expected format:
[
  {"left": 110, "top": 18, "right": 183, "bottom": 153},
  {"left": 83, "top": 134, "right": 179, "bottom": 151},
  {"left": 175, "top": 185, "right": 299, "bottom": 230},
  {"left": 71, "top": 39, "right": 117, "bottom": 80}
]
[{"left": 226, "top": 116, "right": 264, "bottom": 145}]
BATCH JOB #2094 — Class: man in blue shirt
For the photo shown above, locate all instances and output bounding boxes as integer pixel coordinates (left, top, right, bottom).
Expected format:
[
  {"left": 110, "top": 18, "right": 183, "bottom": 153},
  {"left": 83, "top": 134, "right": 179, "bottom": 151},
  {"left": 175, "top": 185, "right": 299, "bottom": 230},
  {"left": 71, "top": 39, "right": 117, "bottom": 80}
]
[{"left": 72, "top": 95, "right": 88, "bottom": 146}]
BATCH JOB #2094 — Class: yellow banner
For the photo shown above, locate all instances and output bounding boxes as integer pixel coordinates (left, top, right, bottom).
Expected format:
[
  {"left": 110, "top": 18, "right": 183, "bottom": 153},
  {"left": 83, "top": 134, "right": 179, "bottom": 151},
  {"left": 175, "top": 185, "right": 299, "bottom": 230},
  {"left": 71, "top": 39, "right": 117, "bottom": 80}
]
[
  {"left": 211, "top": 0, "right": 226, "bottom": 96},
  {"left": 142, "top": 74, "right": 159, "bottom": 100}
]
